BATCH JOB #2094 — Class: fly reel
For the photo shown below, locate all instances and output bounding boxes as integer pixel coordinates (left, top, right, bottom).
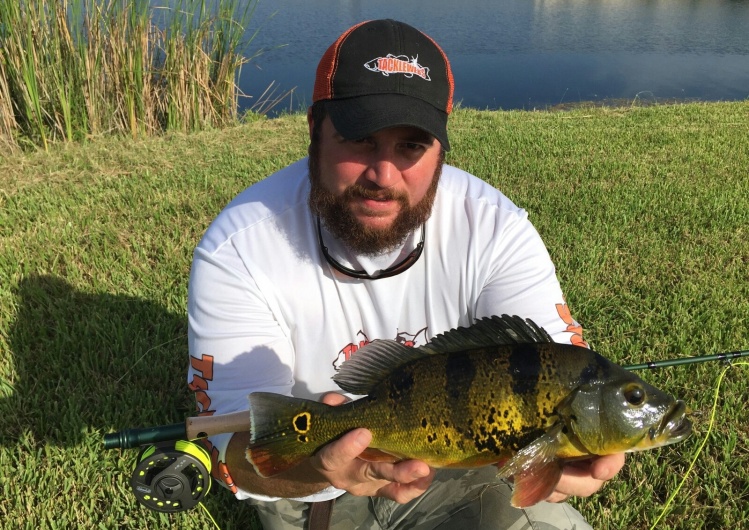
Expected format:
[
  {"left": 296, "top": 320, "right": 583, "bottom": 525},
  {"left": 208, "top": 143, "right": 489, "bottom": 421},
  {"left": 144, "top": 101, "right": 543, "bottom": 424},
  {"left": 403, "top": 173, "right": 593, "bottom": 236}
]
[{"left": 130, "top": 440, "right": 212, "bottom": 513}]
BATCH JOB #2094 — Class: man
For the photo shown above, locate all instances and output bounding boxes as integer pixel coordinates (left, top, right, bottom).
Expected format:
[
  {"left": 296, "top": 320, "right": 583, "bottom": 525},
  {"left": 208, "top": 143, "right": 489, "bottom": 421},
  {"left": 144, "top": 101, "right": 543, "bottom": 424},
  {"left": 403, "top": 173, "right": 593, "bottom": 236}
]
[{"left": 188, "top": 19, "right": 624, "bottom": 530}]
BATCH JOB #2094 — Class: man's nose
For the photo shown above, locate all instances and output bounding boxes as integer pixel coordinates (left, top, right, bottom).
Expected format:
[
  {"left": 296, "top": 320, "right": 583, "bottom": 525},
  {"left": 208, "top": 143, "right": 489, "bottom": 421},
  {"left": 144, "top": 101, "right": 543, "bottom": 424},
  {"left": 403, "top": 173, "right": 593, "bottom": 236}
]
[{"left": 364, "top": 152, "right": 399, "bottom": 188}]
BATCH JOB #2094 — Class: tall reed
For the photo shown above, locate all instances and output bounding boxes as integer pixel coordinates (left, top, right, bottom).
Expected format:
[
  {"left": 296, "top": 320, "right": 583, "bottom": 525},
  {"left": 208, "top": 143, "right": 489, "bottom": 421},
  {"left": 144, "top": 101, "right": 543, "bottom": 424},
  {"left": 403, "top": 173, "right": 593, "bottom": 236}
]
[{"left": 0, "top": 0, "right": 260, "bottom": 152}]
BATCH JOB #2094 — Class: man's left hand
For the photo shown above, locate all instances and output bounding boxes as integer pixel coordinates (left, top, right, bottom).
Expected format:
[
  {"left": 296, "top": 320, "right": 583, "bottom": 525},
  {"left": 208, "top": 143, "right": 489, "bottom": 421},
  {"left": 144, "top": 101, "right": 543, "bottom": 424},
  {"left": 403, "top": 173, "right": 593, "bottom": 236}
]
[{"left": 545, "top": 453, "right": 626, "bottom": 503}]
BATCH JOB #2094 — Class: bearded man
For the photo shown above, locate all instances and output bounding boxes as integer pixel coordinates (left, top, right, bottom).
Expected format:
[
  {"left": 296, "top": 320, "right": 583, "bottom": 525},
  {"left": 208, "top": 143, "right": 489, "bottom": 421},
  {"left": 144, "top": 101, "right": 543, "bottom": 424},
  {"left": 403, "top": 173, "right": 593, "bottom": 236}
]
[{"left": 187, "top": 19, "right": 624, "bottom": 530}]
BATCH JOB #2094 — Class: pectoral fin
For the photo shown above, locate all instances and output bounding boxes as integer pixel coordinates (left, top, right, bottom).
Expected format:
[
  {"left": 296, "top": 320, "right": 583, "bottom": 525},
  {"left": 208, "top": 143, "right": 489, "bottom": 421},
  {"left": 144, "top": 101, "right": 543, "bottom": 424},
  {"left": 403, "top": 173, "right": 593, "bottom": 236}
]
[
  {"left": 509, "top": 458, "right": 565, "bottom": 508},
  {"left": 496, "top": 423, "right": 566, "bottom": 508}
]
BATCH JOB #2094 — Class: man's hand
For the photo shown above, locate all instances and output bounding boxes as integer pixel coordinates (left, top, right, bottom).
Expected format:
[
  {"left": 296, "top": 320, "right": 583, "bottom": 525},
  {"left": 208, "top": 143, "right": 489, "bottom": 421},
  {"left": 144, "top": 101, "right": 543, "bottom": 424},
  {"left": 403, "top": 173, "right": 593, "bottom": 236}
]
[
  {"left": 545, "top": 453, "right": 626, "bottom": 503},
  {"left": 310, "top": 392, "right": 436, "bottom": 504}
]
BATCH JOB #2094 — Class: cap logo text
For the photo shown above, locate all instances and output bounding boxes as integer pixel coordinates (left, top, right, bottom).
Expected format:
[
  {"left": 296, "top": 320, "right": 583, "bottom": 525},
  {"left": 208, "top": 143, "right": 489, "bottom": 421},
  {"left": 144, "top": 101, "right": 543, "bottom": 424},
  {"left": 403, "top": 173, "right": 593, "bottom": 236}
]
[{"left": 364, "top": 54, "right": 431, "bottom": 81}]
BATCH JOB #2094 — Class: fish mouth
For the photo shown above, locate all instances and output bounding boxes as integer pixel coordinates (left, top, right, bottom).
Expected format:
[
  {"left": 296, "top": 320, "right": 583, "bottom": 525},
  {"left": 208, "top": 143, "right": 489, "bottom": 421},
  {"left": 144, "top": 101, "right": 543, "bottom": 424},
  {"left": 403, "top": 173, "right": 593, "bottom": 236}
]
[{"left": 652, "top": 400, "right": 692, "bottom": 445}]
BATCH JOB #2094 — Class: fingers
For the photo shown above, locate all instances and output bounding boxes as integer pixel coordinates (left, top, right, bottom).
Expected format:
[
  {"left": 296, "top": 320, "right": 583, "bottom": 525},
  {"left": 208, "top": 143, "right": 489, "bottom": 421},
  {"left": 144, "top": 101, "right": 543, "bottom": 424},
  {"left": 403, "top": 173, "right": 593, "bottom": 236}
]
[
  {"left": 545, "top": 491, "right": 570, "bottom": 504},
  {"left": 589, "top": 452, "right": 625, "bottom": 481},
  {"left": 313, "top": 394, "right": 434, "bottom": 503},
  {"left": 550, "top": 471, "right": 603, "bottom": 500},
  {"left": 367, "top": 458, "right": 432, "bottom": 486},
  {"left": 548, "top": 454, "right": 626, "bottom": 502},
  {"left": 320, "top": 392, "right": 350, "bottom": 406},
  {"left": 314, "top": 428, "right": 372, "bottom": 475},
  {"left": 310, "top": 428, "right": 434, "bottom": 503},
  {"left": 373, "top": 466, "right": 436, "bottom": 504}
]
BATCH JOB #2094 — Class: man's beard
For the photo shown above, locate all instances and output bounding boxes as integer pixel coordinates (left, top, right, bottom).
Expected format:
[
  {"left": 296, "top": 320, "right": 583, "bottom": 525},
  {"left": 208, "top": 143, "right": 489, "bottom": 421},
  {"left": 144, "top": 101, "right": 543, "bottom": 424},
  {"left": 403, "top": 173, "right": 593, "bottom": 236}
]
[{"left": 308, "top": 146, "right": 443, "bottom": 256}]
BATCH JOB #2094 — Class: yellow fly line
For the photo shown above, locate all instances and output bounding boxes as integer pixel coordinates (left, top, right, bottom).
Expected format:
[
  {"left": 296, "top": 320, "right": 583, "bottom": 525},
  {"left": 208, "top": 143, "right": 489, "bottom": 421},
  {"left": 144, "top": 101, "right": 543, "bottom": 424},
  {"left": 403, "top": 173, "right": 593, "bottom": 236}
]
[{"left": 649, "top": 361, "right": 748, "bottom": 529}]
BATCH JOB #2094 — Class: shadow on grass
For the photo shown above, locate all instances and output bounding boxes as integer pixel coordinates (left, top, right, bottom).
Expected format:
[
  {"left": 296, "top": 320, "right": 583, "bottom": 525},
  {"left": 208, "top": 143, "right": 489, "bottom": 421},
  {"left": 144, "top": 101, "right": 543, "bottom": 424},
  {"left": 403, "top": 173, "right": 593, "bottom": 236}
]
[
  {"left": 2, "top": 274, "right": 190, "bottom": 447},
  {"left": 2, "top": 273, "right": 261, "bottom": 528}
]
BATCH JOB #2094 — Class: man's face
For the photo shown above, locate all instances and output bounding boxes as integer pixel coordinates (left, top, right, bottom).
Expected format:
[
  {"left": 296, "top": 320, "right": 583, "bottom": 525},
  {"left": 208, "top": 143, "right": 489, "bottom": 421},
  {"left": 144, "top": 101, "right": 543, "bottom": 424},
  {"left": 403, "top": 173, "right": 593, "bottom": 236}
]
[{"left": 308, "top": 114, "right": 444, "bottom": 255}]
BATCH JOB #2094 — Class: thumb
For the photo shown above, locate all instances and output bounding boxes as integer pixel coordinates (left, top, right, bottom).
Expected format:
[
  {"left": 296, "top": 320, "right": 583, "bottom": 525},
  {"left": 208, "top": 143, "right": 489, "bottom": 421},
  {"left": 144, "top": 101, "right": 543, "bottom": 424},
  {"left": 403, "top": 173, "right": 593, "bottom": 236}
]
[
  {"left": 314, "top": 428, "right": 372, "bottom": 472},
  {"left": 590, "top": 453, "right": 625, "bottom": 481}
]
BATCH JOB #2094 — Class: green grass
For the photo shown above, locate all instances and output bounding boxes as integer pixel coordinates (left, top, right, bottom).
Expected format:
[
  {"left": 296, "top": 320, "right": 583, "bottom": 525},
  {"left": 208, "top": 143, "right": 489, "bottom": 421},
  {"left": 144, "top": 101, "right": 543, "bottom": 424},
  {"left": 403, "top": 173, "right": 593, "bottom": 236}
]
[{"left": 1, "top": 102, "right": 748, "bottom": 528}]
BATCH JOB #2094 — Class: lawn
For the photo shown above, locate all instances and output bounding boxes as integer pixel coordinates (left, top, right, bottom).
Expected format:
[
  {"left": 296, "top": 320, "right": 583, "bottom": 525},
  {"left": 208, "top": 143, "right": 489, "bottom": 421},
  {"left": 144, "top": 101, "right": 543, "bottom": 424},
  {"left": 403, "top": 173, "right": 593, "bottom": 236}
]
[{"left": 0, "top": 102, "right": 747, "bottom": 529}]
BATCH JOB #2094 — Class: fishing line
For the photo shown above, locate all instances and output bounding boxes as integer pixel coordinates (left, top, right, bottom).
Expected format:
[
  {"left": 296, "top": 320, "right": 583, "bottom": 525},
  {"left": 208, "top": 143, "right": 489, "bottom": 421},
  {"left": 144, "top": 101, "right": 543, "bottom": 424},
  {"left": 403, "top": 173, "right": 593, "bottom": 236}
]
[
  {"left": 649, "top": 361, "right": 748, "bottom": 529},
  {"left": 198, "top": 501, "right": 221, "bottom": 530},
  {"left": 115, "top": 333, "right": 188, "bottom": 384}
]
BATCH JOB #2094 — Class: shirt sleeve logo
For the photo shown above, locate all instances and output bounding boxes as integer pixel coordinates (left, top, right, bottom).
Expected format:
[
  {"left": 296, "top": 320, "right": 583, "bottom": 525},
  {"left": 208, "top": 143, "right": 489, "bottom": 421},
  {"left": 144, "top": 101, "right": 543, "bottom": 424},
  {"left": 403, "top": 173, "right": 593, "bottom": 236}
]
[
  {"left": 556, "top": 303, "right": 589, "bottom": 348},
  {"left": 364, "top": 54, "right": 431, "bottom": 81}
]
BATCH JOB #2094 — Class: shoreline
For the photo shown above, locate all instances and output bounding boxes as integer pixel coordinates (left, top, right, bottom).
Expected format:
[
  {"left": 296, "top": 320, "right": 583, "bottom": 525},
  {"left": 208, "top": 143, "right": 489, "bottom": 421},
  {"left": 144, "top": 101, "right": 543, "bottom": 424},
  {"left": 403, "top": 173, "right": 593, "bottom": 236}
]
[{"left": 259, "top": 96, "right": 747, "bottom": 118}]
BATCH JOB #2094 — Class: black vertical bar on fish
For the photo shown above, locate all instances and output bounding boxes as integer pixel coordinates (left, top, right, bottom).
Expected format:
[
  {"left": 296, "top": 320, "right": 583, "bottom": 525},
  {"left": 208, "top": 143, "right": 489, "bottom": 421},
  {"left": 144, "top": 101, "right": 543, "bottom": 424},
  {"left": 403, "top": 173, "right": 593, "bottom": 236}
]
[
  {"left": 623, "top": 350, "right": 749, "bottom": 371},
  {"left": 508, "top": 344, "right": 541, "bottom": 396},
  {"left": 445, "top": 352, "right": 476, "bottom": 430}
]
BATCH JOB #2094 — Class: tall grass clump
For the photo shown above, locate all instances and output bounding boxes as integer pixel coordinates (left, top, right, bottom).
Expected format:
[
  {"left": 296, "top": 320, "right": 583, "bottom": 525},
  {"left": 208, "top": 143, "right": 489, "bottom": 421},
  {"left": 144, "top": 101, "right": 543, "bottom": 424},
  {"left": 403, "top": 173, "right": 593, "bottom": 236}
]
[{"left": 0, "top": 0, "right": 260, "bottom": 152}]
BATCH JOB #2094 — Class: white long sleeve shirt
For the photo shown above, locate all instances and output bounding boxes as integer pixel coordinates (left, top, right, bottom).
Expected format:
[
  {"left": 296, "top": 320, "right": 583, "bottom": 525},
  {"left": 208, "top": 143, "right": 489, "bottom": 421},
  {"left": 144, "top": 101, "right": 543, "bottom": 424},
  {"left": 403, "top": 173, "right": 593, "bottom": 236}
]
[{"left": 187, "top": 158, "right": 585, "bottom": 501}]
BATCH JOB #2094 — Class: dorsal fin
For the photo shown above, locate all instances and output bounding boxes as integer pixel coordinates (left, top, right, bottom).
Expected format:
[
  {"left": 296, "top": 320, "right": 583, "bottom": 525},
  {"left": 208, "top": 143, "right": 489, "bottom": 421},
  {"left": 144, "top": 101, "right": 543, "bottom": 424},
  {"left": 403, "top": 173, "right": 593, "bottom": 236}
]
[
  {"left": 332, "top": 315, "right": 552, "bottom": 395},
  {"left": 333, "top": 339, "right": 423, "bottom": 395},
  {"left": 418, "top": 314, "right": 553, "bottom": 355}
]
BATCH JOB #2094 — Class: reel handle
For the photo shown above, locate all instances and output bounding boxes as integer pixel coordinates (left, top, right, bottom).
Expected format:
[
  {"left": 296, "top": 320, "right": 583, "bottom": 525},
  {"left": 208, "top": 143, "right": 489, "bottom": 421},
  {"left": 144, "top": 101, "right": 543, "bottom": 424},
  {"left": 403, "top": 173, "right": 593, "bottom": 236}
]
[{"left": 104, "top": 411, "right": 251, "bottom": 450}]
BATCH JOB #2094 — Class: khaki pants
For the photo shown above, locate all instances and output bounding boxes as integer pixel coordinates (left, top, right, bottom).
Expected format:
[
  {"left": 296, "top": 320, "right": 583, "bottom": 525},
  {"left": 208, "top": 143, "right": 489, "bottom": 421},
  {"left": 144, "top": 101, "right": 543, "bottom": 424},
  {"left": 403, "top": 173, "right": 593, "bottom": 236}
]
[{"left": 249, "top": 467, "right": 593, "bottom": 530}]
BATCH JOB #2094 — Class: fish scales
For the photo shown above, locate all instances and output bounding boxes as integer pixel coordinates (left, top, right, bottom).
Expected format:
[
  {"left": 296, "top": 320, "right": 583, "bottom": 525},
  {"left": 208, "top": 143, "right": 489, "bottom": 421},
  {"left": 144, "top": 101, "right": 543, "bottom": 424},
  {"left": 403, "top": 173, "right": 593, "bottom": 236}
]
[
  {"left": 369, "top": 348, "right": 514, "bottom": 465},
  {"left": 246, "top": 315, "right": 691, "bottom": 508}
]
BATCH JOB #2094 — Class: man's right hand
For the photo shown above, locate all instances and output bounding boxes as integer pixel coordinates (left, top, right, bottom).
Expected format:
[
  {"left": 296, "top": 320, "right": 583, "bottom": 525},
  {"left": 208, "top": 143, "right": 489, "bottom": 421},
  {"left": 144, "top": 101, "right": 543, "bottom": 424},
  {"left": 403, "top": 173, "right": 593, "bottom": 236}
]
[
  {"left": 309, "top": 427, "right": 435, "bottom": 503},
  {"left": 311, "top": 392, "right": 435, "bottom": 504},
  {"left": 226, "top": 392, "right": 435, "bottom": 502}
]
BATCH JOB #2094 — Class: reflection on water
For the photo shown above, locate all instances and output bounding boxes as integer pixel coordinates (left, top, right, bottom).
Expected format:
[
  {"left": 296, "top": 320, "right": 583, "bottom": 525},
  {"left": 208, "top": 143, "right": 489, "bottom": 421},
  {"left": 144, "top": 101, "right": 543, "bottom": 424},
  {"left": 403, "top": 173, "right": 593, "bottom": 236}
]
[{"left": 235, "top": 0, "right": 749, "bottom": 112}]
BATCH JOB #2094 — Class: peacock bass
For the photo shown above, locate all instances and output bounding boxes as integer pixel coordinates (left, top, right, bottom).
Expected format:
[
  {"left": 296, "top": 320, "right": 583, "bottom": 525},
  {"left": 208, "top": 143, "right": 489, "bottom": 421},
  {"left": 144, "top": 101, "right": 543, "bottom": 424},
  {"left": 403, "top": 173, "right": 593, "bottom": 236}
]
[{"left": 245, "top": 315, "right": 691, "bottom": 507}]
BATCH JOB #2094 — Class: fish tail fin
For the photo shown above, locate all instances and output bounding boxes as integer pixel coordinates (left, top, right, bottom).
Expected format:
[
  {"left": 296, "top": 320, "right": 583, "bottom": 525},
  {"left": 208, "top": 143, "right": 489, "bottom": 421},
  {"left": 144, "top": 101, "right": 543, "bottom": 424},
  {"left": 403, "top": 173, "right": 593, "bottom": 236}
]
[{"left": 247, "top": 392, "right": 337, "bottom": 478}]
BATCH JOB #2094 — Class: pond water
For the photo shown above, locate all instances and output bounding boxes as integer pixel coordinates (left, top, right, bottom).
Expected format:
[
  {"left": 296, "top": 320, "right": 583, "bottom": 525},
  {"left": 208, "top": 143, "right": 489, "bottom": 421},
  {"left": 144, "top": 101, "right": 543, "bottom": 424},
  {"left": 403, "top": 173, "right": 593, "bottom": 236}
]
[{"left": 236, "top": 0, "right": 749, "bottom": 114}]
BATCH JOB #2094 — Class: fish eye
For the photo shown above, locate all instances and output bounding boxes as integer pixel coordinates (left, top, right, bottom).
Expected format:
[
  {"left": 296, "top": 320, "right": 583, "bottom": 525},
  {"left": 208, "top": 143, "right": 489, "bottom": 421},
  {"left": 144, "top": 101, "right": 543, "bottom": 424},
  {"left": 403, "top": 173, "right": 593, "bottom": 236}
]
[{"left": 623, "top": 383, "right": 646, "bottom": 406}]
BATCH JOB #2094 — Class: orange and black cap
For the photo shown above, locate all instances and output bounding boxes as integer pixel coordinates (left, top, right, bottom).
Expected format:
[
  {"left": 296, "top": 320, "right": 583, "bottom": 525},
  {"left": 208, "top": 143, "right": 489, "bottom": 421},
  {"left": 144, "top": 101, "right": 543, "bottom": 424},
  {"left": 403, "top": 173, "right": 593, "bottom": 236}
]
[{"left": 313, "top": 19, "right": 454, "bottom": 150}]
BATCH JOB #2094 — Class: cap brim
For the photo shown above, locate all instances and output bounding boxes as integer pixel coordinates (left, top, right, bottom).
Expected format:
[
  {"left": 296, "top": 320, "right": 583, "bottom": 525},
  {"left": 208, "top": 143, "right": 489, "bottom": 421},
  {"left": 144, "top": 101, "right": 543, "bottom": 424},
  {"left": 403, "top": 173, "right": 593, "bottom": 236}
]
[{"left": 324, "top": 94, "right": 450, "bottom": 151}]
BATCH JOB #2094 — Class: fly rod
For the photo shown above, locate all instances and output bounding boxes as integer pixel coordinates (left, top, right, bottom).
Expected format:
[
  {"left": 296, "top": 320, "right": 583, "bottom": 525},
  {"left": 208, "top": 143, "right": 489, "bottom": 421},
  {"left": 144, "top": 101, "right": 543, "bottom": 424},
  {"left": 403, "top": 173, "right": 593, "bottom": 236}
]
[
  {"left": 623, "top": 349, "right": 749, "bottom": 371},
  {"left": 103, "top": 348, "right": 749, "bottom": 450},
  {"left": 103, "top": 411, "right": 250, "bottom": 450}
]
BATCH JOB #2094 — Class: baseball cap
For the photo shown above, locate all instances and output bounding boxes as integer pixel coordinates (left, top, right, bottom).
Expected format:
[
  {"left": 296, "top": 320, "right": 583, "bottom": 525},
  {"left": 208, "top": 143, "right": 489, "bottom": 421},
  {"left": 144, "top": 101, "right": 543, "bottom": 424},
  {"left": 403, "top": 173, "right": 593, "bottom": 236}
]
[{"left": 313, "top": 19, "right": 454, "bottom": 150}]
